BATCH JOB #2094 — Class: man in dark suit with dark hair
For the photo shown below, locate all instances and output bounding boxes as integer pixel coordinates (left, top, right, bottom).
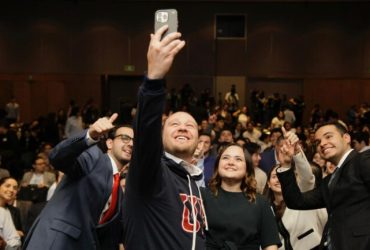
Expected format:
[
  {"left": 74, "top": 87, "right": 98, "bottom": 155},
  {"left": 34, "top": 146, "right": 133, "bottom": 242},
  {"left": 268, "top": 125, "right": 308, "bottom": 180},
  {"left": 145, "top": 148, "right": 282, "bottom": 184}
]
[
  {"left": 277, "top": 121, "right": 370, "bottom": 250},
  {"left": 23, "top": 114, "right": 133, "bottom": 250}
]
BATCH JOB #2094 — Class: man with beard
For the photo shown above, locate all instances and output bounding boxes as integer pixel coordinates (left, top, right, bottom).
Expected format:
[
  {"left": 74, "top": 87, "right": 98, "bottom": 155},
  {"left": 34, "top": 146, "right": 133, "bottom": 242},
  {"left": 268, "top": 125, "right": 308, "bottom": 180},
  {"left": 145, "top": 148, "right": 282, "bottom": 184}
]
[{"left": 122, "top": 25, "right": 206, "bottom": 250}]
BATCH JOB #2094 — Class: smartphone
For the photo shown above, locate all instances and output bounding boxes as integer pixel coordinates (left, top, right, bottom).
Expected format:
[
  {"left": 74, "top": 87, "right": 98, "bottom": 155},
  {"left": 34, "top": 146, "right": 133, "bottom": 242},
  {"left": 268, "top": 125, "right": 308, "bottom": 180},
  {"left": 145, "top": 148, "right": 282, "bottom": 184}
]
[{"left": 154, "top": 9, "right": 178, "bottom": 38}]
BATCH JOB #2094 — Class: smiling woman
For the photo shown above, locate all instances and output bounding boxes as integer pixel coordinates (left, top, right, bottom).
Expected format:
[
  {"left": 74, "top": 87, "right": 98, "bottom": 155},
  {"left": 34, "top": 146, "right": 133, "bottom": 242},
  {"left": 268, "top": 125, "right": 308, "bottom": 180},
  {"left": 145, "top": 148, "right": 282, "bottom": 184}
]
[
  {"left": 0, "top": 177, "right": 21, "bottom": 249},
  {"left": 201, "top": 144, "right": 281, "bottom": 250}
]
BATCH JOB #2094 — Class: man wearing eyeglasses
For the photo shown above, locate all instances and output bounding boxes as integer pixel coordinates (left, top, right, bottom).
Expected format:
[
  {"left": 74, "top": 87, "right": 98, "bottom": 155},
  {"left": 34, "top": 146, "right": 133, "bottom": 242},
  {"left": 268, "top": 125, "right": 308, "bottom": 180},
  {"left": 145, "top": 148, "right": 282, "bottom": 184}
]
[{"left": 24, "top": 114, "right": 133, "bottom": 250}]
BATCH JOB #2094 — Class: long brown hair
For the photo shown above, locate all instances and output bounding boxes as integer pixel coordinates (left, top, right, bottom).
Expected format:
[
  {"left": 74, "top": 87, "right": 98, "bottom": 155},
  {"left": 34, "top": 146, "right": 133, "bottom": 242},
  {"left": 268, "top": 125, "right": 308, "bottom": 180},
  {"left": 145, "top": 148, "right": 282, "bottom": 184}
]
[
  {"left": 264, "top": 165, "right": 286, "bottom": 219},
  {"left": 209, "top": 143, "right": 257, "bottom": 203}
]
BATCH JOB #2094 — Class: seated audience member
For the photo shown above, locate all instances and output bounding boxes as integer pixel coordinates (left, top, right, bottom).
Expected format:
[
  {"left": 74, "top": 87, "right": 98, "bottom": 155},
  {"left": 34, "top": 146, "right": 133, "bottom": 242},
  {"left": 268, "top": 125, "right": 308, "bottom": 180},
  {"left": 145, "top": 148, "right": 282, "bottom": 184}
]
[
  {"left": 19, "top": 157, "right": 55, "bottom": 206},
  {"left": 351, "top": 131, "right": 370, "bottom": 153},
  {"left": 312, "top": 152, "right": 329, "bottom": 178},
  {"left": 259, "top": 129, "right": 283, "bottom": 174},
  {"left": 233, "top": 122, "right": 244, "bottom": 140},
  {"left": 235, "top": 137, "right": 247, "bottom": 148},
  {"left": 233, "top": 106, "right": 250, "bottom": 129},
  {"left": 192, "top": 133, "right": 214, "bottom": 187},
  {"left": 282, "top": 121, "right": 295, "bottom": 134},
  {"left": 245, "top": 142, "right": 267, "bottom": 194},
  {"left": 242, "top": 121, "right": 262, "bottom": 144},
  {"left": 270, "top": 111, "right": 285, "bottom": 129},
  {"left": 64, "top": 106, "right": 84, "bottom": 138},
  {"left": 21, "top": 157, "right": 55, "bottom": 189},
  {"left": 201, "top": 143, "right": 280, "bottom": 250},
  {"left": 0, "top": 177, "right": 22, "bottom": 250},
  {"left": 212, "top": 117, "right": 225, "bottom": 143},
  {"left": 209, "top": 128, "right": 234, "bottom": 157},
  {"left": 305, "top": 130, "right": 317, "bottom": 161},
  {"left": 199, "top": 119, "right": 215, "bottom": 140}
]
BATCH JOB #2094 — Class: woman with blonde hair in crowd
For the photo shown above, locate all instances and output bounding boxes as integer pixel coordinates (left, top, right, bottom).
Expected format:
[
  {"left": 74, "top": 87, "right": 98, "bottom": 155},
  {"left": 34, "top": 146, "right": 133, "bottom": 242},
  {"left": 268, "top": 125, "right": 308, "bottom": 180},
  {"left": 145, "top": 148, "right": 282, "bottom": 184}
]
[{"left": 201, "top": 143, "right": 280, "bottom": 250}]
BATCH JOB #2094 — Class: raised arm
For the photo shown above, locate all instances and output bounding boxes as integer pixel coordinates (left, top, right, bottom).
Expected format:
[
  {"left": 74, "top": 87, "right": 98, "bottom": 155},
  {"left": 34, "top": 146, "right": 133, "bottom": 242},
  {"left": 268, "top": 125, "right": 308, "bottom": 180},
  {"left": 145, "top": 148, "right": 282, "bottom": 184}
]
[
  {"left": 49, "top": 114, "right": 117, "bottom": 177},
  {"left": 278, "top": 127, "right": 315, "bottom": 191},
  {"left": 277, "top": 167, "right": 326, "bottom": 210},
  {"left": 128, "top": 25, "right": 185, "bottom": 195}
]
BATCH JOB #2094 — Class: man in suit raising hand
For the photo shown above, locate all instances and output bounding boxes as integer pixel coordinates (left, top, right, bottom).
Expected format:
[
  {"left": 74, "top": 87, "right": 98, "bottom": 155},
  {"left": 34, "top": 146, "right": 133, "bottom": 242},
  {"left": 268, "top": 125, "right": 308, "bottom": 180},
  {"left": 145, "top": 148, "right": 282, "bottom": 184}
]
[
  {"left": 276, "top": 122, "right": 370, "bottom": 250},
  {"left": 24, "top": 113, "right": 133, "bottom": 250}
]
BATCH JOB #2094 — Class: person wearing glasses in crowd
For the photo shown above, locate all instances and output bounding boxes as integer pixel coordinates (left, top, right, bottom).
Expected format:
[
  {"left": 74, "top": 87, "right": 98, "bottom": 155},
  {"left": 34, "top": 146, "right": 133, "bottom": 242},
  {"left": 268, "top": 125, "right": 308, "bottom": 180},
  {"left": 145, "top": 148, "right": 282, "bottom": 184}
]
[{"left": 23, "top": 115, "right": 133, "bottom": 250}]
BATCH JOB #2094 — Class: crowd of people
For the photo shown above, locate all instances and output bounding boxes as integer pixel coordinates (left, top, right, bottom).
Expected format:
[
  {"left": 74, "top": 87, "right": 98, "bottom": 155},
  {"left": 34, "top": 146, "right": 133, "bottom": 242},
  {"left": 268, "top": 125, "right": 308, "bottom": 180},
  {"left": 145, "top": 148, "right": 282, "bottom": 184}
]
[{"left": 0, "top": 25, "right": 370, "bottom": 250}]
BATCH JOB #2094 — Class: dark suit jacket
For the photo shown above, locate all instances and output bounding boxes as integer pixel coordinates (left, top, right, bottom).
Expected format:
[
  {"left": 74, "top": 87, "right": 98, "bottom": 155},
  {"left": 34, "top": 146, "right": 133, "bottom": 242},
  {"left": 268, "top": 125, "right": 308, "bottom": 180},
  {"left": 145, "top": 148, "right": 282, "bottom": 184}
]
[
  {"left": 277, "top": 150, "right": 370, "bottom": 250},
  {"left": 259, "top": 148, "right": 276, "bottom": 174},
  {"left": 23, "top": 130, "right": 122, "bottom": 250}
]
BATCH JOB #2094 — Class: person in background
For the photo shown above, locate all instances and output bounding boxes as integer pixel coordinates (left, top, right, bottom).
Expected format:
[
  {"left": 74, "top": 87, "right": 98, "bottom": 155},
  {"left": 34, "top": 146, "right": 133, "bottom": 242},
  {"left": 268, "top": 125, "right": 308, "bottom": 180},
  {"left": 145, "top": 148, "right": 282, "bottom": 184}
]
[
  {"left": 5, "top": 97, "right": 20, "bottom": 125},
  {"left": 270, "top": 111, "right": 285, "bottom": 129},
  {"left": 245, "top": 142, "right": 267, "bottom": 194},
  {"left": 0, "top": 177, "right": 21, "bottom": 250},
  {"left": 23, "top": 115, "right": 133, "bottom": 250},
  {"left": 242, "top": 121, "right": 262, "bottom": 144},
  {"left": 201, "top": 143, "right": 280, "bottom": 250},
  {"left": 351, "top": 131, "right": 370, "bottom": 153},
  {"left": 21, "top": 156, "right": 55, "bottom": 190},
  {"left": 192, "top": 133, "right": 215, "bottom": 188},
  {"left": 259, "top": 128, "right": 283, "bottom": 174},
  {"left": 224, "top": 85, "right": 239, "bottom": 114},
  {"left": 64, "top": 107, "right": 84, "bottom": 139}
]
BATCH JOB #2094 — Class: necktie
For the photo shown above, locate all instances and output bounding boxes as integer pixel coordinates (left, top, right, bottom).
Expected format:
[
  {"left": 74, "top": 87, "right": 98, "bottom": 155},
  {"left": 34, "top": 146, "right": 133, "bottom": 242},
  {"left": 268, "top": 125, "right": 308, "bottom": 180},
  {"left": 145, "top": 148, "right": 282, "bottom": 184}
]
[
  {"left": 325, "top": 167, "right": 338, "bottom": 249},
  {"left": 328, "top": 167, "right": 338, "bottom": 189},
  {"left": 99, "top": 173, "right": 120, "bottom": 224}
]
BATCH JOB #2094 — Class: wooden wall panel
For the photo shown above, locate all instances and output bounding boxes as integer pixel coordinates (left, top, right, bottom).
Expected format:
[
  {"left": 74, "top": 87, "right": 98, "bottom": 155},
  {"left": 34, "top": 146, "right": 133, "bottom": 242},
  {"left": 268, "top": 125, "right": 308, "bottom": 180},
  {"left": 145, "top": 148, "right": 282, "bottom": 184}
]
[
  {"left": 0, "top": 2, "right": 370, "bottom": 123},
  {"left": 0, "top": 74, "right": 101, "bottom": 122},
  {"left": 303, "top": 79, "right": 370, "bottom": 125}
]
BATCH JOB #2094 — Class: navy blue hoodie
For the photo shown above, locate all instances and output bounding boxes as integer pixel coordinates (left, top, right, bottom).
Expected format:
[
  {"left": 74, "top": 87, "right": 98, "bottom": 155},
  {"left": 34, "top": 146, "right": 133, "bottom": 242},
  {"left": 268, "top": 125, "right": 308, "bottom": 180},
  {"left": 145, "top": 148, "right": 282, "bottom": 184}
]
[{"left": 123, "top": 78, "right": 206, "bottom": 250}]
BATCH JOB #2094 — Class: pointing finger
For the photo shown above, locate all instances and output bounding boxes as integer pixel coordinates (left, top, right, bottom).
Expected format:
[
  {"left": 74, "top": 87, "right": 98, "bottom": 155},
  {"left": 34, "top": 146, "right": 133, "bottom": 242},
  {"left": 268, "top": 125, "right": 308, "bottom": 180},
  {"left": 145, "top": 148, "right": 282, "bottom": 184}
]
[
  {"left": 281, "top": 126, "right": 287, "bottom": 137},
  {"left": 109, "top": 113, "right": 118, "bottom": 124}
]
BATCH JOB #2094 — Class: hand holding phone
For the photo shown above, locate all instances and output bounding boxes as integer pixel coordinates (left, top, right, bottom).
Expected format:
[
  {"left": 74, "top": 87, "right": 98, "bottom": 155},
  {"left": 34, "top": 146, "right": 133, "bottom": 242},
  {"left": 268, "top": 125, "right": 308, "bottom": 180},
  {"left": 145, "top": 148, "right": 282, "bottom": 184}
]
[{"left": 154, "top": 9, "right": 178, "bottom": 39}]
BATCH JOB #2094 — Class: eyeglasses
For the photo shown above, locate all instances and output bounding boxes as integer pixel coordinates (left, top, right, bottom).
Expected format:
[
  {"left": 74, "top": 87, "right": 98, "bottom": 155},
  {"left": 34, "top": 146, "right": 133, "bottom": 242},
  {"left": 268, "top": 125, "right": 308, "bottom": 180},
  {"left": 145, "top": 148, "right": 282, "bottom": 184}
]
[{"left": 114, "top": 134, "right": 134, "bottom": 144}]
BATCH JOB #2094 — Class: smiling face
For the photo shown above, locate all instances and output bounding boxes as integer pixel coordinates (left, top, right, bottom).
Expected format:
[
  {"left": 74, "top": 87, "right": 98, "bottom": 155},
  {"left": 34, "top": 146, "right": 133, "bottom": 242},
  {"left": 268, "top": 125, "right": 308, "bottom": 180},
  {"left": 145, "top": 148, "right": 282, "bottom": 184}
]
[
  {"left": 267, "top": 167, "right": 281, "bottom": 194},
  {"left": 218, "top": 145, "right": 247, "bottom": 182},
  {"left": 107, "top": 127, "right": 134, "bottom": 169},
  {"left": 33, "top": 158, "right": 47, "bottom": 173},
  {"left": 251, "top": 151, "right": 261, "bottom": 168},
  {"left": 163, "top": 112, "right": 198, "bottom": 162},
  {"left": 315, "top": 124, "right": 351, "bottom": 165},
  {"left": 0, "top": 178, "right": 18, "bottom": 204},
  {"left": 313, "top": 152, "right": 326, "bottom": 167}
]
